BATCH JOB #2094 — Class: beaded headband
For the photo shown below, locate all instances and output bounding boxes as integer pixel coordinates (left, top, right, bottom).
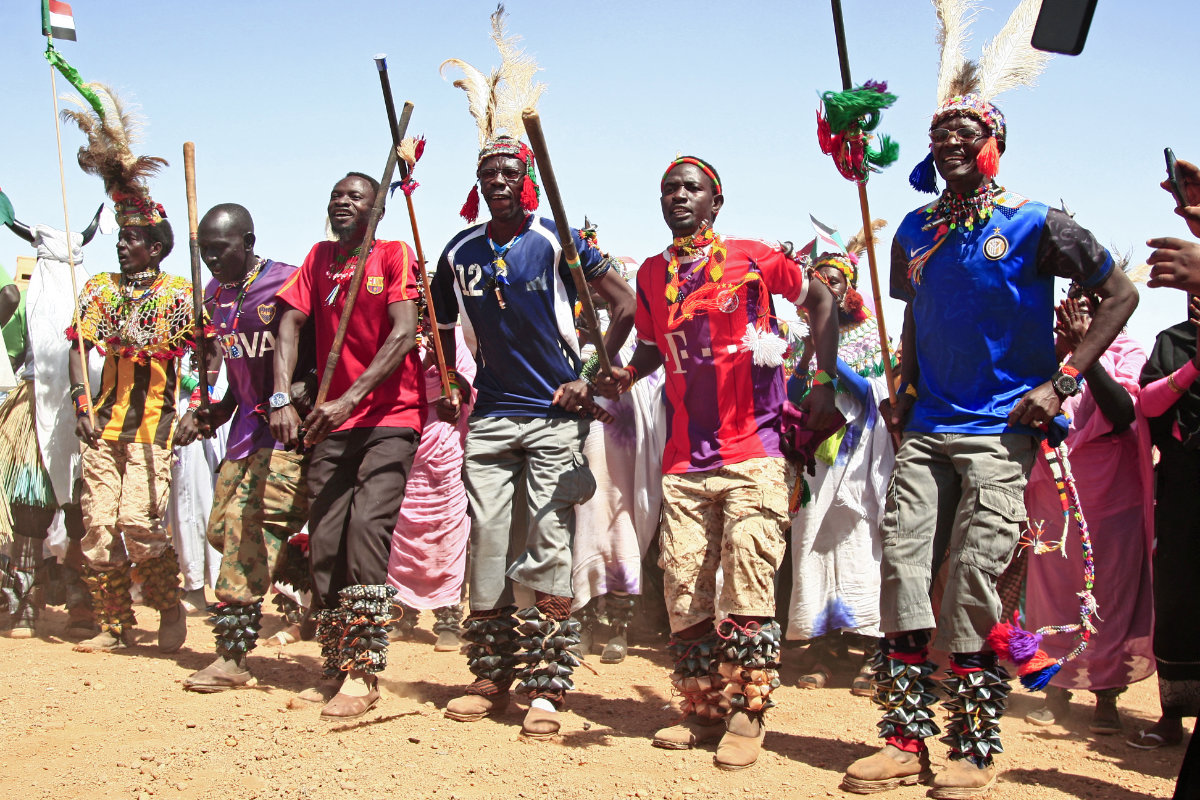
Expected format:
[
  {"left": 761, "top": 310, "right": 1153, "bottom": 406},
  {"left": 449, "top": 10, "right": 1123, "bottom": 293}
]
[{"left": 661, "top": 156, "right": 722, "bottom": 195}]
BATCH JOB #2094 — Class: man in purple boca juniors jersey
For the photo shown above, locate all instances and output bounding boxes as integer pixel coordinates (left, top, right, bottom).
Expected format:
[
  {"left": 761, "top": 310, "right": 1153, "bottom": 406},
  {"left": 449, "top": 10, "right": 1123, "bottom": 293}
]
[{"left": 174, "top": 203, "right": 316, "bottom": 692}]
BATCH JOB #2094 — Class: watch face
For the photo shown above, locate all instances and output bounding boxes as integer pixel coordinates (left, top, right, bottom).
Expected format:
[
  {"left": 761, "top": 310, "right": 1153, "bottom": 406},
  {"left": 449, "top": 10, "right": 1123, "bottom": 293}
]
[
  {"left": 1053, "top": 374, "right": 1079, "bottom": 396},
  {"left": 269, "top": 392, "right": 289, "bottom": 409}
]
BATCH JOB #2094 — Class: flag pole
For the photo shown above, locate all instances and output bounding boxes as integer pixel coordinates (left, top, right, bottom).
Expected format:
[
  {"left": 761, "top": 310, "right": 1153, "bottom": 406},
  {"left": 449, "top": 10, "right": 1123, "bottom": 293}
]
[
  {"left": 830, "top": 0, "right": 898, "bottom": 405},
  {"left": 46, "top": 34, "right": 93, "bottom": 427}
]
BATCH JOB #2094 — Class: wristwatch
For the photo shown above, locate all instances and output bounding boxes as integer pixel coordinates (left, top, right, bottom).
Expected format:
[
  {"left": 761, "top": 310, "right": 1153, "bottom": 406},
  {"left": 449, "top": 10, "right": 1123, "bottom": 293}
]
[
  {"left": 1050, "top": 366, "right": 1082, "bottom": 399},
  {"left": 268, "top": 391, "right": 291, "bottom": 410}
]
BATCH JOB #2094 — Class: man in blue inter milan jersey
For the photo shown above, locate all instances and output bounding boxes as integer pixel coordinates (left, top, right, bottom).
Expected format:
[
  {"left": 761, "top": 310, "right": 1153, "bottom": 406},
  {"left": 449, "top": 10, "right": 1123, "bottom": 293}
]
[
  {"left": 841, "top": 93, "right": 1138, "bottom": 797},
  {"left": 432, "top": 135, "right": 635, "bottom": 740}
]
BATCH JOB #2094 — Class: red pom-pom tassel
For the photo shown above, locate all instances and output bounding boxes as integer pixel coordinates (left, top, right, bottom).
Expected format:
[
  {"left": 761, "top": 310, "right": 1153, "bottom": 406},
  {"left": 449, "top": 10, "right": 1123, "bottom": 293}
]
[
  {"left": 459, "top": 184, "right": 480, "bottom": 223},
  {"left": 976, "top": 136, "right": 1000, "bottom": 180},
  {"left": 520, "top": 175, "right": 539, "bottom": 213},
  {"left": 987, "top": 618, "right": 1019, "bottom": 661}
]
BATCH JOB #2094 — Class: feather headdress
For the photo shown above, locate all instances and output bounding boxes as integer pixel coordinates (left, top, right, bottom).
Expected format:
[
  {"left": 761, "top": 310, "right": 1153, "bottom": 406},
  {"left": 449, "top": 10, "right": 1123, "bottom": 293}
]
[
  {"left": 441, "top": 4, "right": 545, "bottom": 223},
  {"left": 910, "top": 0, "right": 1052, "bottom": 192},
  {"left": 60, "top": 83, "right": 167, "bottom": 227}
]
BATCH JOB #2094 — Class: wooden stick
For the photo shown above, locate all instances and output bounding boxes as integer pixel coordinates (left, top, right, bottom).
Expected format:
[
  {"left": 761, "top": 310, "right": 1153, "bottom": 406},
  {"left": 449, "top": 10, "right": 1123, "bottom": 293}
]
[
  {"left": 830, "top": 0, "right": 898, "bottom": 405},
  {"left": 182, "top": 142, "right": 210, "bottom": 413},
  {"left": 520, "top": 109, "right": 612, "bottom": 376},
  {"left": 48, "top": 54, "right": 94, "bottom": 427},
  {"left": 375, "top": 55, "right": 451, "bottom": 398},
  {"left": 312, "top": 102, "right": 413, "bottom": 409}
]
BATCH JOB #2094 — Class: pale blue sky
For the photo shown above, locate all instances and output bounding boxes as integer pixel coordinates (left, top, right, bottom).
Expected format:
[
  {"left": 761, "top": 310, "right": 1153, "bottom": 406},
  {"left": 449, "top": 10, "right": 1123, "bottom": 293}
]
[{"left": 1, "top": 1, "right": 1195, "bottom": 350}]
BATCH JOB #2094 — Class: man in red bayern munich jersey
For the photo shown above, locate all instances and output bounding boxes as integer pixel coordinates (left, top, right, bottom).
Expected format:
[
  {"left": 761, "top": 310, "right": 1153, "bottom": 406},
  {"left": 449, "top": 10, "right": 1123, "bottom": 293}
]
[{"left": 602, "top": 156, "right": 840, "bottom": 770}]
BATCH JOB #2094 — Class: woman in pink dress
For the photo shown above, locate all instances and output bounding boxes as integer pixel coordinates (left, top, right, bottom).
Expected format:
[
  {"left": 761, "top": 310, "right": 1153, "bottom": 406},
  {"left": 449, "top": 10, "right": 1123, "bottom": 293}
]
[{"left": 1023, "top": 293, "right": 1155, "bottom": 734}]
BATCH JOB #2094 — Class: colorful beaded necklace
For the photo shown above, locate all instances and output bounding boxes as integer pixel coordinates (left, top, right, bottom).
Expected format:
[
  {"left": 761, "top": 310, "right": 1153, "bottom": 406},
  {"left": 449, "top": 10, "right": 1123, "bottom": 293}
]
[
  {"left": 907, "top": 182, "right": 1005, "bottom": 287},
  {"left": 214, "top": 257, "right": 264, "bottom": 358},
  {"left": 922, "top": 181, "right": 1003, "bottom": 238},
  {"left": 325, "top": 244, "right": 366, "bottom": 305}
]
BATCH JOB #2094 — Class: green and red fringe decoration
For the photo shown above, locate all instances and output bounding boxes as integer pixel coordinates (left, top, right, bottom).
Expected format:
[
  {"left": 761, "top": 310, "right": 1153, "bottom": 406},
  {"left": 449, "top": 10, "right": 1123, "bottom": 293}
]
[
  {"left": 988, "top": 441, "right": 1099, "bottom": 690},
  {"left": 816, "top": 80, "right": 900, "bottom": 183}
]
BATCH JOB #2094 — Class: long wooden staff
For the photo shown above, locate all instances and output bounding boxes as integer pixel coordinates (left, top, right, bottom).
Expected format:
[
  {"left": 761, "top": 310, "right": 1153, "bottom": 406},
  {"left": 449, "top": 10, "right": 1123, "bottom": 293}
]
[
  {"left": 374, "top": 55, "right": 451, "bottom": 398},
  {"left": 47, "top": 43, "right": 93, "bottom": 426},
  {"left": 520, "top": 109, "right": 612, "bottom": 377},
  {"left": 182, "top": 142, "right": 210, "bottom": 414},
  {"left": 312, "top": 88, "right": 413, "bottom": 409},
  {"left": 830, "top": 0, "right": 898, "bottom": 405}
]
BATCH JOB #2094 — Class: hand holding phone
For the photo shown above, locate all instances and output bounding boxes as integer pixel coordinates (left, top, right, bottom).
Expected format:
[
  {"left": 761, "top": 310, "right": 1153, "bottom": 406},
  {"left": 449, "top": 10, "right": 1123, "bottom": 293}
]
[{"left": 1166, "top": 148, "right": 1189, "bottom": 208}]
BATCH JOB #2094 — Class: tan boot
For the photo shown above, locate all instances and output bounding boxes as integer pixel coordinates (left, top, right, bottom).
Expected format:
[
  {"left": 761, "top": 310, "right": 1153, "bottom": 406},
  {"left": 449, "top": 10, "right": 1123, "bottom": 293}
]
[
  {"left": 714, "top": 710, "right": 766, "bottom": 771},
  {"left": 74, "top": 628, "right": 134, "bottom": 652},
  {"left": 444, "top": 691, "right": 509, "bottom": 722},
  {"left": 842, "top": 744, "right": 933, "bottom": 794},
  {"left": 929, "top": 757, "right": 996, "bottom": 799},
  {"left": 320, "top": 674, "right": 380, "bottom": 721},
  {"left": 157, "top": 602, "right": 188, "bottom": 654},
  {"left": 184, "top": 656, "right": 257, "bottom": 693},
  {"left": 653, "top": 716, "right": 726, "bottom": 750},
  {"left": 520, "top": 706, "right": 561, "bottom": 739}
]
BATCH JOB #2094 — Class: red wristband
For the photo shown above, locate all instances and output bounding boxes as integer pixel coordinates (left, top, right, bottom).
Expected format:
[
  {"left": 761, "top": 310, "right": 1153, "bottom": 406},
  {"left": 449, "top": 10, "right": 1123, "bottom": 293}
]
[
  {"left": 1060, "top": 365, "right": 1080, "bottom": 378},
  {"left": 625, "top": 364, "right": 639, "bottom": 383}
]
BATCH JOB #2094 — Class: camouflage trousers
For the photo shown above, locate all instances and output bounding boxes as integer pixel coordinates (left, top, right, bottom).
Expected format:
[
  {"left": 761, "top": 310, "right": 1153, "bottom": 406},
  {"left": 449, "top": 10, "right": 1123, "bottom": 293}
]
[
  {"left": 207, "top": 447, "right": 309, "bottom": 605},
  {"left": 80, "top": 440, "right": 174, "bottom": 569},
  {"left": 659, "top": 457, "right": 790, "bottom": 632}
]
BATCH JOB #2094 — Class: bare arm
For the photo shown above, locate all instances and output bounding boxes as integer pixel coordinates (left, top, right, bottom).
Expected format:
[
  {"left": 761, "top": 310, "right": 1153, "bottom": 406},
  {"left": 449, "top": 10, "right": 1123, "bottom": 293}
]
[
  {"left": 268, "top": 307, "right": 308, "bottom": 448},
  {"left": 0, "top": 285, "right": 18, "bottom": 328},
  {"left": 590, "top": 269, "right": 636, "bottom": 364},
  {"left": 175, "top": 343, "right": 230, "bottom": 446},
  {"left": 301, "top": 299, "right": 418, "bottom": 446},
  {"left": 1010, "top": 261, "right": 1138, "bottom": 428},
  {"left": 798, "top": 278, "right": 839, "bottom": 430},
  {"left": 433, "top": 327, "right": 463, "bottom": 423},
  {"left": 68, "top": 340, "right": 99, "bottom": 448}
]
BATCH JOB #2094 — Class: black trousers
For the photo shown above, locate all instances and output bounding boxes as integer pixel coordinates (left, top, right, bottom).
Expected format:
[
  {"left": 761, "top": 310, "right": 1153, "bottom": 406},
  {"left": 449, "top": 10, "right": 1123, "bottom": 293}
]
[{"left": 306, "top": 426, "right": 418, "bottom": 610}]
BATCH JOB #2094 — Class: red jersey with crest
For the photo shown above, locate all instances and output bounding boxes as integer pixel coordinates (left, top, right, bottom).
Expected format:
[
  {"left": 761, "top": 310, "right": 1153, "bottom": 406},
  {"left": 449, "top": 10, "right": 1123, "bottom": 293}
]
[
  {"left": 635, "top": 236, "right": 808, "bottom": 474},
  {"left": 277, "top": 239, "right": 424, "bottom": 433}
]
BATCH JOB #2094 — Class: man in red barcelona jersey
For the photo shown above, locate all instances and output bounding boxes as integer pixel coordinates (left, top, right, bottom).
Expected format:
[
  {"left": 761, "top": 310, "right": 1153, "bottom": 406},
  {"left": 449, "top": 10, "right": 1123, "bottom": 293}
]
[
  {"left": 602, "top": 156, "right": 840, "bottom": 770},
  {"left": 271, "top": 172, "right": 424, "bottom": 721}
]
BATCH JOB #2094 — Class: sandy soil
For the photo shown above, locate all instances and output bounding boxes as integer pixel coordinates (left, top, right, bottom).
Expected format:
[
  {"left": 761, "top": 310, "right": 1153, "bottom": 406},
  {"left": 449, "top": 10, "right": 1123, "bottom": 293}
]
[{"left": 0, "top": 604, "right": 1184, "bottom": 800}]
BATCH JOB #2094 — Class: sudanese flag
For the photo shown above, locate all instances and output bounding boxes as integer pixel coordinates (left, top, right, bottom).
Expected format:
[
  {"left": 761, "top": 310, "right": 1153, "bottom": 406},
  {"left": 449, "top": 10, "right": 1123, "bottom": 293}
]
[{"left": 41, "top": 0, "right": 77, "bottom": 42}]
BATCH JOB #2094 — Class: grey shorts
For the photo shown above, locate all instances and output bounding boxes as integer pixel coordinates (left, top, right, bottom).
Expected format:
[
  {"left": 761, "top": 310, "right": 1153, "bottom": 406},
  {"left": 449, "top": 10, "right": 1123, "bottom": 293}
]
[{"left": 879, "top": 432, "right": 1035, "bottom": 653}]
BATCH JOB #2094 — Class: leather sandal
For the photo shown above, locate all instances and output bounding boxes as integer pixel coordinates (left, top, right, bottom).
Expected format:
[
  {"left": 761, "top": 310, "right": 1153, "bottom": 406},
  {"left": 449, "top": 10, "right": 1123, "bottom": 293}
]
[
  {"left": 184, "top": 658, "right": 257, "bottom": 693},
  {"left": 320, "top": 680, "right": 380, "bottom": 721},
  {"left": 520, "top": 706, "right": 561, "bottom": 739}
]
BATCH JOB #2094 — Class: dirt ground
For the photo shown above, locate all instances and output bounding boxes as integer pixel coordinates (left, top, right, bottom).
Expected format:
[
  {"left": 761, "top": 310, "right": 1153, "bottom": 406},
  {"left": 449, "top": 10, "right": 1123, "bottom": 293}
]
[{"left": 0, "top": 604, "right": 1185, "bottom": 800}]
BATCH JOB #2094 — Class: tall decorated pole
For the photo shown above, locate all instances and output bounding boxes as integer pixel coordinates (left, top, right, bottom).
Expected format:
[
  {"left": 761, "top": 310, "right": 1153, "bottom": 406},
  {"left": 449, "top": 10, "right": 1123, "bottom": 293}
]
[
  {"left": 818, "top": 0, "right": 899, "bottom": 404},
  {"left": 42, "top": 0, "right": 93, "bottom": 426},
  {"left": 375, "top": 55, "right": 451, "bottom": 399}
]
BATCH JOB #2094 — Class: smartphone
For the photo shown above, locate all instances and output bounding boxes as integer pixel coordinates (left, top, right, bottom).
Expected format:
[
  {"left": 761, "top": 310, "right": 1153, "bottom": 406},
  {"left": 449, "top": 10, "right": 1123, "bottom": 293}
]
[
  {"left": 1166, "top": 148, "right": 1189, "bottom": 208},
  {"left": 1031, "top": 0, "right": 1098, "bottom": 56}
]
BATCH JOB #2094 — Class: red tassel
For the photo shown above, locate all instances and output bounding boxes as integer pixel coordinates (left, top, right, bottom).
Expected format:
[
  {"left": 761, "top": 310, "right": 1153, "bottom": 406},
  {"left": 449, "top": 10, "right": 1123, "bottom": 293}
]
[
  {"left": 816, "top": 111, "right": 833, "bottom": 155},
  {"left": 976, "top": 136, "right": 1000, "bottom": 179},
  {"left": 987, "top": 619, "right": 1018, "bottom": 661},
  {"left": 459, "top": 184, "right": 480, "bottom": 223},
  {"left": 842, "top": 287, "right": 865, "bottom": 321},
  {"left": 520, "top": 175, "right": 539, "bottom": 212},
  {"left": 1016, "top": 649, "right": 1057, "bottom": 676}
]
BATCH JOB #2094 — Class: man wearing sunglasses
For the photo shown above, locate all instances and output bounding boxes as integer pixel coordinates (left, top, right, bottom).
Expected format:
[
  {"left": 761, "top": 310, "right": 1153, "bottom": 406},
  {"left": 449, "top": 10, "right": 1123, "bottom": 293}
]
[
  {"left": 432, "top": 136, "right": 635, "bottom": 739},
  {"left": 842, "top": 96, "right": 1137, "bottom": 797}
]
